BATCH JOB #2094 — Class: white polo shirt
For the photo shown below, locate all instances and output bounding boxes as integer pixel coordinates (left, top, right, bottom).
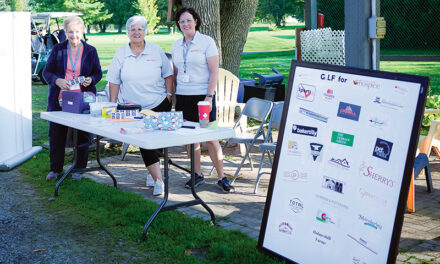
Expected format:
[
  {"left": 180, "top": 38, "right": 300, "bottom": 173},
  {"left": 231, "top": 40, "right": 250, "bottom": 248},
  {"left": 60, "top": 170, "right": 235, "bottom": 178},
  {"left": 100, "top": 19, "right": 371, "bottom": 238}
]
[
  {"left": 106, "top": 41, "right": 173, "bottom": 109},
  {"left": 171, "top": 31, "right": 219, "bottom": 95}
]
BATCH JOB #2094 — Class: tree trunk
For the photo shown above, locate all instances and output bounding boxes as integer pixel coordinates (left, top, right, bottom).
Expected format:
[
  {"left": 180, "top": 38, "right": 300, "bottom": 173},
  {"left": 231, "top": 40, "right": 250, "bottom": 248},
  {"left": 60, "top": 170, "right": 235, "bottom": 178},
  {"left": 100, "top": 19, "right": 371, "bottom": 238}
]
[
  {"left": 182, "top": 0, "right": 222, "bottom": 66},
  {"left": 220, "top": 0, "right": 258, "bottom": 76},
  {"left": 118, "top": 24, "right": 123, "bottom": 33}
]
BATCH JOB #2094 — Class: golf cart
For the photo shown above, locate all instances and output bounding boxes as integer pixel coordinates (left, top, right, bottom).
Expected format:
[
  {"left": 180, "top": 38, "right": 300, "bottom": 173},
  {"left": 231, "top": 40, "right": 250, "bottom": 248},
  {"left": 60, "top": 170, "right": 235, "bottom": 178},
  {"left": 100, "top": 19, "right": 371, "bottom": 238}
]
[{"left": 31, "top": 12, "right": 82, "bottom": 84}]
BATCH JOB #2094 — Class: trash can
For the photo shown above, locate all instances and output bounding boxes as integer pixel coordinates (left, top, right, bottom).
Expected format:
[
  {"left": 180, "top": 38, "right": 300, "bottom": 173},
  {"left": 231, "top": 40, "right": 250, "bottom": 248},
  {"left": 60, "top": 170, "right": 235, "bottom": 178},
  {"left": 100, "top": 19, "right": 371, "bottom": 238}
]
[
  {"left": 238, "top": 79, "right": 256, "bottom": 103},
  {"left": 243, "top": 84, "right": 277, "bottom": 103},
  {"left": 242, "top": 67, "right": 285, "bottom": 103}
]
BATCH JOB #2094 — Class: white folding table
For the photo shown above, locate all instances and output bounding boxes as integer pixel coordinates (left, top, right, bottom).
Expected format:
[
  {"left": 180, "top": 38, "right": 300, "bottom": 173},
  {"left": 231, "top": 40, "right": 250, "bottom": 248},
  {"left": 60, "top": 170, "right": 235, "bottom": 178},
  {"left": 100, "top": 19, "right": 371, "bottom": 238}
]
[{"left": 40, "top": 111, "right": 235, "bottom": 240}]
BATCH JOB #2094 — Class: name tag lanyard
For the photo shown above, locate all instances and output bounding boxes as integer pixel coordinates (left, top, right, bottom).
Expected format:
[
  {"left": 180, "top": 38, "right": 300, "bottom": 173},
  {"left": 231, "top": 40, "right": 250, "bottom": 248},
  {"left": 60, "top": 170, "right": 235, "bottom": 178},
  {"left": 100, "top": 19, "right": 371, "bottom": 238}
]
[
  {"left": 68, "top": 42, "right": 82, "bottom": 79},
  {"left": 182, "top": 42, "right": 191, "bottom": 74}
]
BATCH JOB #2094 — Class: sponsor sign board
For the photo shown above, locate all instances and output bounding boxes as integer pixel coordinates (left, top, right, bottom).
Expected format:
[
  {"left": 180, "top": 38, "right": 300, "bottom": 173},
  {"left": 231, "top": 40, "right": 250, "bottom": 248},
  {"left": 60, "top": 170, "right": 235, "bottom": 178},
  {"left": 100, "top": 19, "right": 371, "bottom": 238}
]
[{"left": 258, "top": 61, "right": 428, "bottom": 264}]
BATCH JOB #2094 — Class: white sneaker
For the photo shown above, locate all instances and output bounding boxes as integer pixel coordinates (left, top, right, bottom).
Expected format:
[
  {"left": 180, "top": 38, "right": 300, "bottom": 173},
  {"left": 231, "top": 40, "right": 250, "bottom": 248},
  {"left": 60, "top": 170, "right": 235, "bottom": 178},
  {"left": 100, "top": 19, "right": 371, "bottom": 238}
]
[
  {"left": 153, "top": 180, "right": 164, "bottom": 196},
  {"left": 146, "top": 173, "right": 155, "bottom": 187}
]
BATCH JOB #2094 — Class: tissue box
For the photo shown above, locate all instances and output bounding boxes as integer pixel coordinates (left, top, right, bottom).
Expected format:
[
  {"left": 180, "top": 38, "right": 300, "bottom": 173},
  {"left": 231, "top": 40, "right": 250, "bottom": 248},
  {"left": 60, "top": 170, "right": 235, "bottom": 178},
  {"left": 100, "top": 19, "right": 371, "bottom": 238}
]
[
  {"left": 62, "top": 91, "right": 90, "bottom": 114},
  {"left": 143, "top": 111, "right": 183, "bottom": 131}
]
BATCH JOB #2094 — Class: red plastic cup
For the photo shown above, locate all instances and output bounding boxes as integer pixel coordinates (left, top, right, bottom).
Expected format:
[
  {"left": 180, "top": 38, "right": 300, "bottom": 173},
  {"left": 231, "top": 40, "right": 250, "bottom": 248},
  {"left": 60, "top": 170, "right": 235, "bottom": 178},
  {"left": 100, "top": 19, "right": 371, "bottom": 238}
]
[{"left": 197, "top": 101, "right": 210, "bottom": 128}]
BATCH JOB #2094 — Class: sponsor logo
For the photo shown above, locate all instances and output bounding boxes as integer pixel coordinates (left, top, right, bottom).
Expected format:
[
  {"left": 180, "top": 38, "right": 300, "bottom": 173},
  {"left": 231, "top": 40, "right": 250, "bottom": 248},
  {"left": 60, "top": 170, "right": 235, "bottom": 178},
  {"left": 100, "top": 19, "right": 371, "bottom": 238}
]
[
  {"left": 337, "top": 102, "right": 361, "bottom": 121},
  {"left": 331, "top": 131, "right": 354, "bottom": 147},
  {"left": 394, "top": 85, "right": 408, "bottom": 96},
  {"left": 283, "top": 170, "right": 308, "bottom": 182},
  {"left": 359, "top": 162, "right": 394, "bottom": 188},
  {"left": 296, "top": 83, "right": 316, "bottom": 101},
  {"left": 373, "top": 96, "right": 404, "bottom": 110},
  {"left": 287, "top": 141, "right": 302, "bottom": 156},
  {"left": 299, "top": 107, "right": 328, "bottom": 123},
  {"left": 310, "top": 143, "right": 324, "bottom": 161},
  {"left": 347, "top": 234, "right": 378, "bottom": 255},
  {"left": 323, "top": 88, "right": 335, "bottom": 101},
  {"left": 358, "top": 214, "right": 382, "bottom": 230},
  {"left": 328, "top": 157, "right": 350, "bottom": 169},
  {"left": 292, "top": 124, "right": 317, "bottom": 137},
  {"left": 313, "top": 229, "right": 332, "bottom": 245},
  {"left": 289, "top": 198, "right": 304, "bottom": 213},
  {"left": 353, "top": 79, "right": 380, "bottom": 90},
  {"left": 368, "top": 116, "right": 388, "bottom": 129},
  {"left": 373, "top": 138, "right": 393, "bottom": 161},
  {"left": 278, "top": 222, "right": 293, "bottom": 235},
  {"left": 358, "top": 188, "right": 388, "bottom": 210},
  {"left": 322, "top": 176, "right": 344, "bottom": 194},
  {"left": 315, "top": 194, "right": 349, "bottom": 210},
  {"left": 316, "top": 210, "right": 337, "bottom": 225}
]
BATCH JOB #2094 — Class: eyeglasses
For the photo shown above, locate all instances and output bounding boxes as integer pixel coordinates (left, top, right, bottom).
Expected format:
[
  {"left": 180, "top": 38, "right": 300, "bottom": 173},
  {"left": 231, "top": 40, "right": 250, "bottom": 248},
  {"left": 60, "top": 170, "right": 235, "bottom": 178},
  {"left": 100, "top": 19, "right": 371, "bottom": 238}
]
[
  {"left": 178, "top": 19, "right": 194, "bottom": 25},
  {"left": 130, "top": 27, "right": 145, "bottom": 33}
]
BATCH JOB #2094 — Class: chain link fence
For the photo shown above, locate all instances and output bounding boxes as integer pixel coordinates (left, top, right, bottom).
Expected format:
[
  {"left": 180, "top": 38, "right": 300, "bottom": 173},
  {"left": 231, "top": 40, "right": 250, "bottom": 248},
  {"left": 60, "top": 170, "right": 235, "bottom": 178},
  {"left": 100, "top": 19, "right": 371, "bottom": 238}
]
[{"left": 316, "top": 0, "right": 440, "bottom": 58}]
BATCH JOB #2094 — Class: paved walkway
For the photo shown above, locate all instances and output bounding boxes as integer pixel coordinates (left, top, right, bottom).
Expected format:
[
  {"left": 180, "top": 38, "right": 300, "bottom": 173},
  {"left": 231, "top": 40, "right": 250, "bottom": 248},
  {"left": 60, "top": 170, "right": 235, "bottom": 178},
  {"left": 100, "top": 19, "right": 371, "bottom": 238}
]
[{"left": 79, "top": 146, "right": 440, "bottom": 263}]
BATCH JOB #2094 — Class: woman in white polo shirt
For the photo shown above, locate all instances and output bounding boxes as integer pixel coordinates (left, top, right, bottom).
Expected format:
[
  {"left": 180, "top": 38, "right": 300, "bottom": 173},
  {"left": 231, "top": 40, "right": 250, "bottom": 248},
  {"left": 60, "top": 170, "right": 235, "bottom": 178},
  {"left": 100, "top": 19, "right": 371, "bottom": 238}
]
[
  {"left": 106, "top": 16, "right": 174, "bottom": 196},
  {"left": 171, "top": 7, "right": 235, "bottom": 193}
]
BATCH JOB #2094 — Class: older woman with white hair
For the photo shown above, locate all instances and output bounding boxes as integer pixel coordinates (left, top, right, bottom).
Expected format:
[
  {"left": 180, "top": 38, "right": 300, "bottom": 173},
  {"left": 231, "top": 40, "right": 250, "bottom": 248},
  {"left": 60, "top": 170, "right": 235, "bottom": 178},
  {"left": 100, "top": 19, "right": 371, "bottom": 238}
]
[
  {"left": 106, "top": 16, "right": 174, "bottom": 196},
  {"left": 43, "top": 16, "right": 102, "bottom": 182}
]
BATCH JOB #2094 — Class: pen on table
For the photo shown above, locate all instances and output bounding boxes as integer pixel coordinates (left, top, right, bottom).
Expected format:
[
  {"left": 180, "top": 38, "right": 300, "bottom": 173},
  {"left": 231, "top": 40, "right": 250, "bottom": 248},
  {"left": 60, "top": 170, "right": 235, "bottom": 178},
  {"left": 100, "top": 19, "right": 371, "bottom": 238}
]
[{"left": 182, "top": 125, "right": 196, "bottom": 129}]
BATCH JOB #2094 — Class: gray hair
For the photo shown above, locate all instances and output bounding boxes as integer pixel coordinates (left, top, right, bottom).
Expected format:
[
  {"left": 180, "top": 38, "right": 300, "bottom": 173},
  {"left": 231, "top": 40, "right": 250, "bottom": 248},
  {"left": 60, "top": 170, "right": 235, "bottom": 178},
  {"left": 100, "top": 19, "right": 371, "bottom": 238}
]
[
  {"left": 126, "top": 16, "right": 148, "bottom": 36},
  {"left": 63, "top": 16, "right": 85, "bottom": 33}
]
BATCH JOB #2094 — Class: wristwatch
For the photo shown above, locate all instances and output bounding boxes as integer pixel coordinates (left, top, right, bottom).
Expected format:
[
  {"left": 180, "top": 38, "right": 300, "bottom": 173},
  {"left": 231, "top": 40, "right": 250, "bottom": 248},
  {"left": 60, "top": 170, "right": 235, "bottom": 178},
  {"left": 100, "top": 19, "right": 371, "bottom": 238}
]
[{"left": 205, "top": 94, "right": 214, "bottom": 98}]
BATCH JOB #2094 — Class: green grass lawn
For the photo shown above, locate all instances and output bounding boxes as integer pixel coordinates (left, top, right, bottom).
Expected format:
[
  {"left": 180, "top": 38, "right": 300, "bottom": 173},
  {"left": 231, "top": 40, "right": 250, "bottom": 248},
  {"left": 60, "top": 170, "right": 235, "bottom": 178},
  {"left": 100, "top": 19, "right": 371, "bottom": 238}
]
[{"left": 25, "top": 23, "right": 440, "bottom": 262}]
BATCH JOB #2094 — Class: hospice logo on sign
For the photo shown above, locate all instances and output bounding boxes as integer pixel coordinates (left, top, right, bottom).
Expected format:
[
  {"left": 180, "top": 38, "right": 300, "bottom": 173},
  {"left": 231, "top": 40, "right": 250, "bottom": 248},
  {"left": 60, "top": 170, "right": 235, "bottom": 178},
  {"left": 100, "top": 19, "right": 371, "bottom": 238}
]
[
  {"left": 337, "top": 102, "right": 361, "bottom": 121},
  {"left": 296, "top": 83, "right": 316, "bottom": 101},
  {"left": 373, "top": 138, "right": 393, "bottom": 161},
  {"left": 292, "top": 124, "right": 318, "bottom": 137}
]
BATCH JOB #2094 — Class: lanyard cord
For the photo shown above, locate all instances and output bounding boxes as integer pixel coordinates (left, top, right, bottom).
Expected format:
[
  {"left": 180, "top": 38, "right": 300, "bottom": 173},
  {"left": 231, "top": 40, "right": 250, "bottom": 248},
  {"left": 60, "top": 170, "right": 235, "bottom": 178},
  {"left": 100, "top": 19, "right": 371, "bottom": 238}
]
[
  {"left": 68, "top": 42, "right": 82, "bottom": 79},
  {"left": 183, "top": 41, "right": 191, "bottom": 74}
]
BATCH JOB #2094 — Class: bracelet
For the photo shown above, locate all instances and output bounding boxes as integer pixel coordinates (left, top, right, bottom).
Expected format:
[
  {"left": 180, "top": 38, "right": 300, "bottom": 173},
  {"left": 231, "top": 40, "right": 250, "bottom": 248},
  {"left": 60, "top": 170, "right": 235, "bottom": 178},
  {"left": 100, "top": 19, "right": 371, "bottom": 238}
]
[
  {"left": 205, "top": 94, "right": 214, "bottom": 98},
  {"left": 166, "top": 92, "right": 173, "bottom": 97}
]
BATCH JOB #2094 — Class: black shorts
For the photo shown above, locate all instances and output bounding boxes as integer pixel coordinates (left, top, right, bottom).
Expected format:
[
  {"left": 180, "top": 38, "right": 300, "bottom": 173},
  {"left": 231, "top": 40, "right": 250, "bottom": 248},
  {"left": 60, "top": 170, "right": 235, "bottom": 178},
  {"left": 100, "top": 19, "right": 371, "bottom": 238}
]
[{"left": 175, "top": 94, "right": 217, "bottom": 123}]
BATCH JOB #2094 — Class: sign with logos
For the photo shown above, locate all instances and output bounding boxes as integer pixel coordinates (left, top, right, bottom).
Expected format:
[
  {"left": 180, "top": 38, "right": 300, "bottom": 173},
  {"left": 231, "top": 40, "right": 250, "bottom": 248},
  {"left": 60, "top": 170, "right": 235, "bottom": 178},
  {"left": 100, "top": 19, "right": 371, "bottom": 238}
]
[{"left": 258, "top": 61, "right": 428, "bottom": 264}]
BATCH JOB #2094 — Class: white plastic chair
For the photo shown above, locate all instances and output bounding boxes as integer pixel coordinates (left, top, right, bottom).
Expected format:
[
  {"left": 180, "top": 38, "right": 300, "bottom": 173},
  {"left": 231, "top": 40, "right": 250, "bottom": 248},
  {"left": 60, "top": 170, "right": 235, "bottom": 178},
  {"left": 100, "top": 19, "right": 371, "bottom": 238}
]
[
  {"left": 216, "top": 68, "right": 245, "bottom": 129},
  {"left": 223, "top": 98, "right": 273, "bottom": 185},
  {"left": 254, "top": 102, "right": 284, "bottom": 193}
]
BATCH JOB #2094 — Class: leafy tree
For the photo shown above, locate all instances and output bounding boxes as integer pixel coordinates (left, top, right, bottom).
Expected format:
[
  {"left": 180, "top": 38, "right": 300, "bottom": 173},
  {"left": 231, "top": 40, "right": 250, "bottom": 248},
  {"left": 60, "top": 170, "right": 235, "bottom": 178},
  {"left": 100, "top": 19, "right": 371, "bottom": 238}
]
[
  {"left": 103, "top": 0, "right": 138, "bottom": 33},
  {"left": 257, "top": 0, "right": 304, "bottom": 27},
  {"left": 64, "top": 0, "right": 112, "bottom": 33},
  {"left": 135, "top": 0, "right": 160, "bottom": 35},
  {"left": 156, "top": 0, "right": 174, "bottom": 32},
  {"left": 6, "top": 0, "right": 34, "bottom": 11}
]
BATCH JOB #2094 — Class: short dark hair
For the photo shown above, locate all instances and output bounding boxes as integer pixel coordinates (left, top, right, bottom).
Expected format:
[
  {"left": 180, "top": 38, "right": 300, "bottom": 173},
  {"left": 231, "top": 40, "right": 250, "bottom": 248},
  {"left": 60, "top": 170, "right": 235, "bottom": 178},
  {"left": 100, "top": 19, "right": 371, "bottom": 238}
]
[{"left": 174, "top": 7, "right": 201, "bottom": 32}]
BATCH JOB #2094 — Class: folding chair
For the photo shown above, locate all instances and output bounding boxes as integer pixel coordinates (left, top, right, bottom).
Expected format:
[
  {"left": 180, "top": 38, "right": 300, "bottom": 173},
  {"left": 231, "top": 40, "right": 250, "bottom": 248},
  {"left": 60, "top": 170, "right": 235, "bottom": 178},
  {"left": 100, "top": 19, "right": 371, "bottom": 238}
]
[
  {"left": 223, "top": 98, "right": 273, "bottom": 184},
  {"left": 254, "top": 101, "right": 284, "bottom": 193}
]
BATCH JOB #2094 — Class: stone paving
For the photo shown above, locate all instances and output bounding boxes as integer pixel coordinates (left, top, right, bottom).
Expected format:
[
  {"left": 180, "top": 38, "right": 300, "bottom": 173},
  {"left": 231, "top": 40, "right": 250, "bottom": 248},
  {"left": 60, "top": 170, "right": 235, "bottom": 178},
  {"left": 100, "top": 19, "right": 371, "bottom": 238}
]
[{"left": 79, "top": 146, "right": 440, "bottom": 263}]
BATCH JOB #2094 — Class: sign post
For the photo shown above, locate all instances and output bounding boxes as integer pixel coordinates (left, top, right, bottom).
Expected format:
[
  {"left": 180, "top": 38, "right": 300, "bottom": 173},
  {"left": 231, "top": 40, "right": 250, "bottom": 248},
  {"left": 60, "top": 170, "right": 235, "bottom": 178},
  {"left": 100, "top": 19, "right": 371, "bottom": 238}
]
[{"left": 258, "top": 61, "right": 429, "bottom": 264}]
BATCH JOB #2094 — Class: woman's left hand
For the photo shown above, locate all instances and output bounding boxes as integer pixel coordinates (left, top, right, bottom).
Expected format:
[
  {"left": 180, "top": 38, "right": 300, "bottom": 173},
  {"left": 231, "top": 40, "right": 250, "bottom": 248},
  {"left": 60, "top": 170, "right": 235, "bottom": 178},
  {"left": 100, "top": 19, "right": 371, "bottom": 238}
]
[
  {"left": 205, "top": 96, "right": 213, "bottom": 112},
  {"left": 83, "top": 77, "right": 92, "bottom": 87}
]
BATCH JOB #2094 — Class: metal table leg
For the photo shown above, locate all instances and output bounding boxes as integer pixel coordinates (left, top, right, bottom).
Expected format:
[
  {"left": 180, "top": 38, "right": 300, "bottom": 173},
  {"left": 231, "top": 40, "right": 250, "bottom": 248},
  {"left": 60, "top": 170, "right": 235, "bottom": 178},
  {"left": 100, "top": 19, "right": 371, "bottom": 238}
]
[
  {"left": 54, "top": 131, "right": 117, "bottom": 196},
  {"left": 142, "top": 144, "right": 216, "bottom": 240}
]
